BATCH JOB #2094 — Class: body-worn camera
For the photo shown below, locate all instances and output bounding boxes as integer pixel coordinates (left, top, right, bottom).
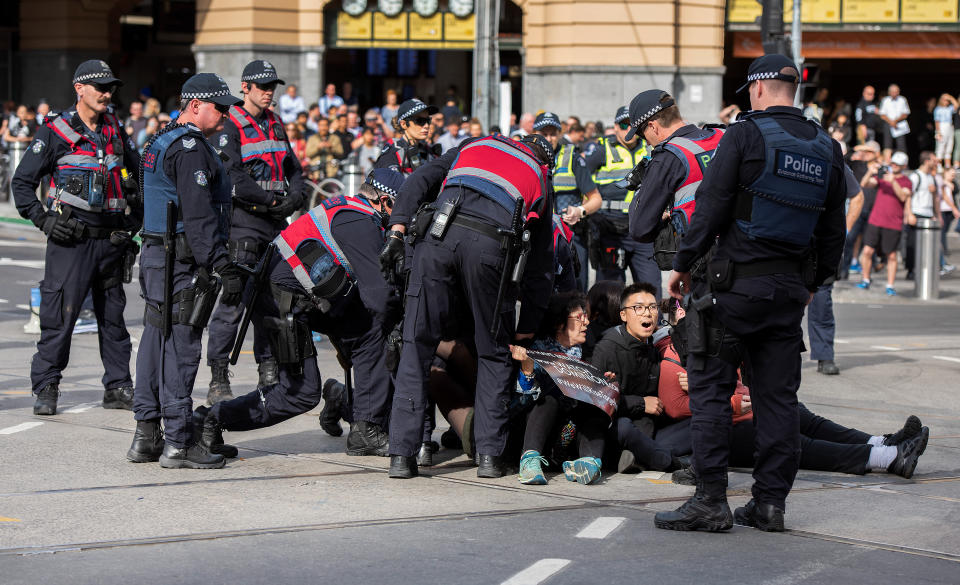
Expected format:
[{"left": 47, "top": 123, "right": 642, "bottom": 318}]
[{"left": 614, "top": 158, "right": 650, "bottom": 191}]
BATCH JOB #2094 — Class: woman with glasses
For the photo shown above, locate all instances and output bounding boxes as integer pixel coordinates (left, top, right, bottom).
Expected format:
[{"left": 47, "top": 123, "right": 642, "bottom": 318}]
[{"left": 375, "top": 98, "right": 440, "bottom": 177}]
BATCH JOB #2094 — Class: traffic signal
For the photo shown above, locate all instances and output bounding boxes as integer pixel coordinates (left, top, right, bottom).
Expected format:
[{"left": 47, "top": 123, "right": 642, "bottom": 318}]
[{"left": 802, "top": 64, "right": 820, "bottom": 85}]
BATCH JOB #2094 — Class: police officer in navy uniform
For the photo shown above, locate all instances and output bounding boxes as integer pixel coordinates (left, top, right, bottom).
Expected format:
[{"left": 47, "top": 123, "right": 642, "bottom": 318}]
[
  {"left": 580, "top": 106, "right": 661, "bottom": 297},
  {"left": 624, "top": 89, "right": 724, "bottom": 272},
  {"left": 380, "top": 133, "right": 555, "bottom": 479},
  {"left": 193, "top": 169, "right": 405, "bottom": 457},
  {"left": 205, "top": 60, "right": 306, "bottom": 404},
  {"left": 654, "top": 55, "right": 846, "bottom": 532},
  {"left": 552, "top": 214, "right": 579, "bottom": 293},
  {"left": 126, "top": 73, "right": 245, "bottom": 469},
  {"left": 13, "top": 60, "right": 140, "bottom": 416},
  {"left": 375, "top": 98, "right": 441, "bottom": 176},
  {"left": 533, "top": 111, "right": 598, "bottom": 291}
]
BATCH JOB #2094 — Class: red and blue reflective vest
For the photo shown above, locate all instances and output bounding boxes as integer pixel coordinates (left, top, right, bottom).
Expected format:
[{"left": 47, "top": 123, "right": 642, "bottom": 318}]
[
  {"left": 274, "top": 195, "right": 380, "bottom": 292},
  {"left": 442, "top": 135, "right": 549, "bottom": 221},
  {"left": 228, "top": 105, "right": 289, "bottom": 191},
  {"left": 46, "top": 111, "right": 127, "bottom": 213},
  {"left": 552, "top": 213, "right": 573, "bottom": 249},
  {"left": 660, "top": 128, "right": 724, "bottom": 229}
]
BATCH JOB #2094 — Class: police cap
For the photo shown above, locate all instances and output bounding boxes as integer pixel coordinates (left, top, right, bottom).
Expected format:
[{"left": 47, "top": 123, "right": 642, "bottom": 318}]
[
  {"left": 397, "top": 99, "right": 439, "bottom": 122},
  {"left": 624, "top": 89, "right": 675, "bottom": 142},
  {"left": 73, "top": 60, "right": 123, "bottom": 87},
  {"left": 241, "top": 60, "right": 285, "bottom": 85},
  {"left": 614, "top": 106, "right": 630, "bottom": 125},
  {"left": 180, "top": 73, "right": 243, "bottom": 107},
  {"left": 736, "top": 53, "right": 800, "bottom": 94},
  {"left": 533, "top": 112, "right": 562, "bottom": 131},
  {"left": 521, "top": 133, "right": 554, "bottom": 165},
  {"left": 365, "top": 168, "right": 405, "bottom": 201}
]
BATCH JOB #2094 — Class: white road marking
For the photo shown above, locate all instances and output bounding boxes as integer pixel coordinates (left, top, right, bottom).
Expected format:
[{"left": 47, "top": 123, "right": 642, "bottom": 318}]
[
  {"left": 933, "top": 355, "right": 960, "bottom": 364},
  {"left": 63, "top": 402, "right": 99, "bottom": 414},
  {"left": 501, "top": 559, "right": 571, "bottom": 585},
  {"left": 575, "top": 516, "right": 626, "bottom": 539},
  {"left": 834, "top": 339, "right": 849, "bottom": 344},
  {"left": 0, "top": 258, "right": 45, "bottom": 269},
  {"left": 0, "top": 422, "right": 44, "bottom": 435},
  {"left": 870, "top": 345, "right": 900, "bottom": 351},
  {"left": 15, "top": 304, "right": 30, "bottom": 311},
  {"left": 0, "top": 239, "right": 46, "bottom": 249}
]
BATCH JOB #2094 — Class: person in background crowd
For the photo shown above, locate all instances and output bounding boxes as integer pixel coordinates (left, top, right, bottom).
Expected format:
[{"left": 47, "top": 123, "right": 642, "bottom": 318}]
[
  {"left": 858, "top": 151, "right": 912, "bottom": 295},
  {"left": 305, "top": 103, "right": 322, "bottom": 135},
  {"left": 904, "top": 151, "right": 942, "bottom": 281},
  {"left": 939, "top": 167, "right": 959, "bottom": 275},
  {"left": 332, "top": 113, "right": 353, "bottom": 159},
  {"left": 136, "top": 116, "right": 160, "bottom": 151},
  {"left": 278, "top": 84, "right": 305, "bottom": 125},
  {"left": 305, "top": 116, "right": 344, "bottom": 179},
  {"left": 855, "top": 85, "right": 880, "bottom": 145},
  {"left": 566, "top": 122, "right": 585, "bottom": 147},
  {"left": 842, "top": 141, "right": 882, "bottom": 278},
  {"left": 879, "top": 84, "right": 910, "bottom": 163},
  {"left": 346, "top": 111, "right": 362, "bottom": 139},
  {"left": 342, "top": 81, "right": 359, "bottom": 108},
  {"left": 144, "top": 97, "right": 161, "bottom": 118},
  {"left": 4, "top": 104, "right": 35, "bottom": 144},
  {"left": 436, "top": 115, "right": 465, "bottom": 153},
  {"left": 356, "top": 127, "right": 380, "bottom": 176},
  {"left": 125, "top": 101, "right": 147, "bottom": 138},
  {"left": 468, "top": 118, "right": 484, "bottom": 138},
  {"left": 382, "top": 89, "right": 400, "bottom": 128},
  {"left": 934, "top": 94, "right": 957, "bottom": 169},
  {"left": 318, "top": 83, "right": 344, "bottom": 116},
  {"left": 286, "top": 122, "right": 309, "bottom": 170},
  {"left": 511, "top": 112, "right": 534, "bottom": 138}
]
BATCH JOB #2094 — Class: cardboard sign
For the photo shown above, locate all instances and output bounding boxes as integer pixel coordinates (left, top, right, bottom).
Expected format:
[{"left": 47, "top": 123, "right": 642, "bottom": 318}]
[{"left": 526, "top": 350, "right": 620, "bottom": 418}]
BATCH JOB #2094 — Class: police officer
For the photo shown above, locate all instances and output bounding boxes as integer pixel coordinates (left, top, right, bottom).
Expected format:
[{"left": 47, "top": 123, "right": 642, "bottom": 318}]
[
  {"left": 13, "top": 60, "right": 140, "bottom": 415},
  {"left": 624, "top": 89, "right": 724, "bottom": 274},
  {"left": 654, "top": 55, "right": 846, "bottom": 532},
  {"left": 380, "top": 134, "right": 555, "bottom": 479},
  {"left": 205, "top": 60, "right": 306, "bottom": 404},
  {"left": 580, "top": 106, "right": 660, "bottom": 296},
  {"left": 552, "top": 214, "right": 579, "bottom": 293},
  {"left": 375, "top": 99, "right": 441, "bottom": 176},
  {"left": 126, "top": 73, "right": 245, "bottom": 469},
  {"left": 533, "top": 111, "right": 598, "bottom": 291},
  {"left": 194, "top": 170, "right": 405, "bottom": 456}
]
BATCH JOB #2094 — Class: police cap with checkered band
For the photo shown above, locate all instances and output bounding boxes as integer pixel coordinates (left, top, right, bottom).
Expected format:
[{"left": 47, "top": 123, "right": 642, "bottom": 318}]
[
  {"left": 241, "top": 60, "right": 285, "bottom": 85},
  {"left": 624, "top": 90, "right": 675, "bottom": 142},
  {"left": 73, "top": 60, "right": 123, "bottom": 87},
  {"left": 180, "top": 73, "right": 243, "bottom": 107},
  {"left": 735, "top": 53, "right": 800, "bottom": 94}
]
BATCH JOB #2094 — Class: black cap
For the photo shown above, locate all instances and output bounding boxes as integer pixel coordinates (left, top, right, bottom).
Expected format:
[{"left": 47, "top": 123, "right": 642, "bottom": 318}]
[
  {"left": 534, "top": 111, "right": 561, "bottom": 131},
  {"left": 241, "top": 60, "right": 284, "bottom": 85},
  {"left": 521, "top": 133, "right": 554, "bottom": 165},
  {"left": 624, "top": 89, "right": 675, "bottom": 141},
  {"left": 73, "top": 60, "right": 123, "bottom": 87},
  {"left": 180, "top": 73, "right": 243, "bottom": 107},
  {"left": 365, "top": 168, "right": 405, "bottom": 200},
  {"left": 397, "top": 99, "right": 439, "bottom": 122},
  {"left": 614, "top": 106, "right": 630, "bottom": 124},
  {"left": 736, "top": 53, "right": 800, "bottom": 94}
]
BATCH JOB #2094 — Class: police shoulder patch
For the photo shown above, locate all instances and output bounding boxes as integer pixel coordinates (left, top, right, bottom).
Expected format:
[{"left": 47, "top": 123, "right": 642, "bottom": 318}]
[
  {"left": 194, "top": 170, "right": 209, "bottom": 187},
  {"left": 182, "top": 137, "right": 197, "bottom": 150},
  {"left": 322, "top": 195, "right": 347, "bottom": 209},
  {"left": 219, "top": 134, "right": 228, "bottom": 147},
  {"left": 31, "top": 139, "right": 45, "bottom": 154}
]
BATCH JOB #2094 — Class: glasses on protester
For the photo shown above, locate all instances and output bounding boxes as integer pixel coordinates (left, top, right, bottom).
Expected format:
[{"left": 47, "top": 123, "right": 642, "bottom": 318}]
[
  {"left": 617, "top": 120, "right": 631, "bottom": 130},
  {"left": 622, "top": 304, "right": 658, "bottom": 316},
  {"left": 410, "top": 117, "right": 432, "bottom": 127},
  {"left": 567, "top": 312, "right": 588, "bottom": 323}
]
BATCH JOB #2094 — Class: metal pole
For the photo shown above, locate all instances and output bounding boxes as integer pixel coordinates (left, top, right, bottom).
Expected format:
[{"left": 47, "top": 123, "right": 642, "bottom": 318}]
[
  {"left": 915, "top": 217, "right": 941, "bottom": 300},
  {"left": 791, "top": 0, "right": 803, "bottom": 108},
  {"left": 472, "top": 0, "right": 501, "bottom": 132}
]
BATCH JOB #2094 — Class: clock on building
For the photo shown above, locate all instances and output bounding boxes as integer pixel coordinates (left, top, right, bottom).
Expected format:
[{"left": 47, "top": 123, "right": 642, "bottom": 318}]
[
  {"left": 413, "top": 0, "right": 439, "bottom": 17},
  {"left": 342, "top": 0, "right": 368, "bottom": 16},
  {"left": 378, "top": 0, "right": 404, "bottom": 16},
  {"left": 448, "top": 0, "right": 473, "bottom": 17}
]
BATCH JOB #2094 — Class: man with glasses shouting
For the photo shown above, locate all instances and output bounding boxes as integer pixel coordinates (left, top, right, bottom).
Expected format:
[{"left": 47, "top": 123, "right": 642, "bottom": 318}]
[
  {"left": 205, "top": 60, "right": 306, "bottom": 405},
  {"left": 580, "top": 106, "right": 658, "bottom": 296},
  {"left": 13, "top": 60, "right": 141, "bottom": 416}
]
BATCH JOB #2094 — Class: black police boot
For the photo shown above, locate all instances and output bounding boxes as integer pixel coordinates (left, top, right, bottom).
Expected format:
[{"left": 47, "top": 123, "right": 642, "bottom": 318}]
[
  {"left": 318, "top": 379, "right": 346, "bottom": 437},
  {"left": 886, "top": 426, "right": 930, "bottom": 479},
  {"left": 126, "top": 419, "right": 164, "bottom": 463},
  {"left": 345, "top": 421, "right": 390, "bottom": 456},
  {"left": 817, "top": 360, "right": 840, "bottom": 375},
  {"left": 734, "top": 499, "right": 785, "bottom": 532},
  {"left": 102, "top": 386, "right": 134, "bottom": 410},
  {"left": 416, "top": 442, "right": 435, "bottom": 467},
  {"left": 33, "top": 383, "right": 60, "bottom": 416},
  {"left": 194, "top": 406, "right": 239, "bottom": 459},
  {"left": 158, "top": 443, "right": 225, "bottom": 469},
  {"left": 671, "top": 459, "right": 697, "bottom": 486},
  {"left": 389, "top": 455, "right": 418, "bottom": 479},
  {"left": 654, "top": 479, "right": 733, "bottom": 532},
  {"left": 883, "top": 415, "right": 923, "bottom": 446},
  {"left": 207, "top": 360, "right": 233, "bottom": 406},
  {"left": 258, "top": 357, "right": 279, "bottom": 387},
  {"left": 477, "top": 454, "right": 506, "bottom": 478}
]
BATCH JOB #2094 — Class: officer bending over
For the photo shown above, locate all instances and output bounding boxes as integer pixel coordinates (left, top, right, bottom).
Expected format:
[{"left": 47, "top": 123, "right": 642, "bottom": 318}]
[
  {"left": 205, "top": 60, "right": 306, "bottom": 404},
  {"left": 127, "top": 74, "right": 245, "bottom": 470},
  {"left": 654, "top": 55, "right": 846, "bottom": 532},
  {"left": 13, "top": 60, "right": 140, "bottom": 415},
  {"left": 194, "top": 170, "right": 405, "bottom": 457}
]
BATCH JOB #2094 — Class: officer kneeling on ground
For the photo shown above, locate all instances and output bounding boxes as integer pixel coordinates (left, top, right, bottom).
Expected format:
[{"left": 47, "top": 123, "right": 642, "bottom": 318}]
[
  {"left": 13, "top": 60, "right": 141, "bottom": 415},
  {"left": 654, "top": 54, "right": 846, "bottom": 532},
  {"left": 127, "top": 74, "right": 245, "bottom": 470},
  {"left": 193, "top": 169, "right": 405, "bottom": 459}
]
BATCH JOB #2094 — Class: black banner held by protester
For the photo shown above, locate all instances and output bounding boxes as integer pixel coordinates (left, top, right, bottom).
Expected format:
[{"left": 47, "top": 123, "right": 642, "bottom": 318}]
[{"left": 526, "top": 350, "right": 620, "bottom": 418}]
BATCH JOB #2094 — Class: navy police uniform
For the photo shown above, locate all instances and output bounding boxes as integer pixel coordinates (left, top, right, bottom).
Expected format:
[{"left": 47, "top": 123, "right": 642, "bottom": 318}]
[
  {"left": 129, "top": 74, "right": 243, "bottom": 468},
  {"left": 205, "top": 60, "right": 305, "bottom": 397},
  {"left": 374, "top": 99, "right": 441, "bottom": 177},
  {"left": 13, "top": 60, "right": 140, "bottom": 415},
  {"left": 661, "top": 55, "right": 846, "bottom": 528},
  {"left": 386, "top": 135, "right": 555, "bottom": 478}
]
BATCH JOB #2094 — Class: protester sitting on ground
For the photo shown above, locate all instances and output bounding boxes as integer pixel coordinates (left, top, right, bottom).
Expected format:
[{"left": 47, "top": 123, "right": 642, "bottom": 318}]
[
  {"left": 858, "top": 151, "right": 912, "bottom": 295},
  {"left": 582, "top": 280, "right": 624, "bottom": 361},
  {"left": 510, "top": 292, "right": 611, "bottom": 486},
  {"left": 658, "top": 302, "right": 930, "bottom": 483}
]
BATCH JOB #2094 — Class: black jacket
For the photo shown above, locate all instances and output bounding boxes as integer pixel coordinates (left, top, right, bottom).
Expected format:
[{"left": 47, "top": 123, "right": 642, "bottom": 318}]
[{"left": 590, "top": 324, "right": 660, "bottom": 418}]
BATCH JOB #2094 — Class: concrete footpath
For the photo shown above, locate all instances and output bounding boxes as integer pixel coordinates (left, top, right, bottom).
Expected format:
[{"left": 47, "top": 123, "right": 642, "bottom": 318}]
[{"left": 0, "top": 218, "right": 957, "bottom": 584}]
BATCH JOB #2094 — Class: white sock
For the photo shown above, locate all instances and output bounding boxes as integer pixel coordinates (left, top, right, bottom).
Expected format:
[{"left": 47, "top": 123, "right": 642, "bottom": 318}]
[
  {"left": 867, "top": 435, "right": 885, "bottom": 447},
  {"left": 868, "top": 445, "right": 898, "bottom": 471}
]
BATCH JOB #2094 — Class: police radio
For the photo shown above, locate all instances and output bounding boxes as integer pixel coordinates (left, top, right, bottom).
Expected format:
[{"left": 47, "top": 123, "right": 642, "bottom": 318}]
[
  {"left": 615, "top": 158, "right": 650, "bottom": 191},
  {"left": 404, "top": 144, "right": 423, "bottom": 171}
]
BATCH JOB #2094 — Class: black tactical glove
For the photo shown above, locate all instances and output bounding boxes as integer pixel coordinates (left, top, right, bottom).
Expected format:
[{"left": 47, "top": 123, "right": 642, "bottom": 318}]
[
  {"left": 384, "top": 323, "right": 403, "bottom": 373},
  {"left": 39, "top": 212, "right": 76, "bottom": 245},
  {"left": 217, "top": 263, "right": 245, "bottom": 306},
  {"left": 268, "top": 195, "right": 300, "bottom": 221},
  {"left": 379, "top": 230, "right": 405, "bottom": 286}
]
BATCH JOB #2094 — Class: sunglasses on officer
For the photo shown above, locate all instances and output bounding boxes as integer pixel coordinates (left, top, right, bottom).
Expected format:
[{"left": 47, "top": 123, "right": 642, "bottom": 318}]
[
  {"left": 91, "top": 83, "right": 118, "bottom": 94},
  {"left": 617, "top": 120, "right": 631, "bottom": 131},
  {"left": 409, "top": 116, "right": 432, "bottom": 127},
  {"left": 202, "top": 101, "right": 230, "bottom": 114},
  {"left": 254, "top": 81, "right": 279, "bottom": 92}
]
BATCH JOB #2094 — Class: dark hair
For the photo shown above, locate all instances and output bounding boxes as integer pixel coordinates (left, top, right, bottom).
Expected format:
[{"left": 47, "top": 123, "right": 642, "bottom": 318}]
[
  {"left": 536, "top": 291, "right": 587, "bottom": 340},
  {"left": 587, "top": 280, "right": 624, "bottom": 327},
  {"left": 649, "top": 94, "right": 682, "bottom": 128},
  {"left": 920, "top": 151, "right": 936, "bottom": 164},
  {"left": 569, "top": 122, "right": 585, "bottom": 133},
  {"left": 619, "top": 282, "right": 657, "bottom": 309}
]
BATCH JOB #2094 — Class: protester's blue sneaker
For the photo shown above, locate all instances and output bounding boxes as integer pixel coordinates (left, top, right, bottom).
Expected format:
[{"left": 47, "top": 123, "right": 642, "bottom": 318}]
[
  {"left": 518, "top": 450, "right": 548, "bottom": 485},
  {"left": 856, "top": 280, "right": 870, "bottom": 290},
  {"left": 886, "top": 286, "right": 897, "bottom": 296},
  {"left": 849, "top": 261, "right": 862, "bottom": 274},
  {"left": 562, "top": 457, "right": 602, "bottom": 485}
]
